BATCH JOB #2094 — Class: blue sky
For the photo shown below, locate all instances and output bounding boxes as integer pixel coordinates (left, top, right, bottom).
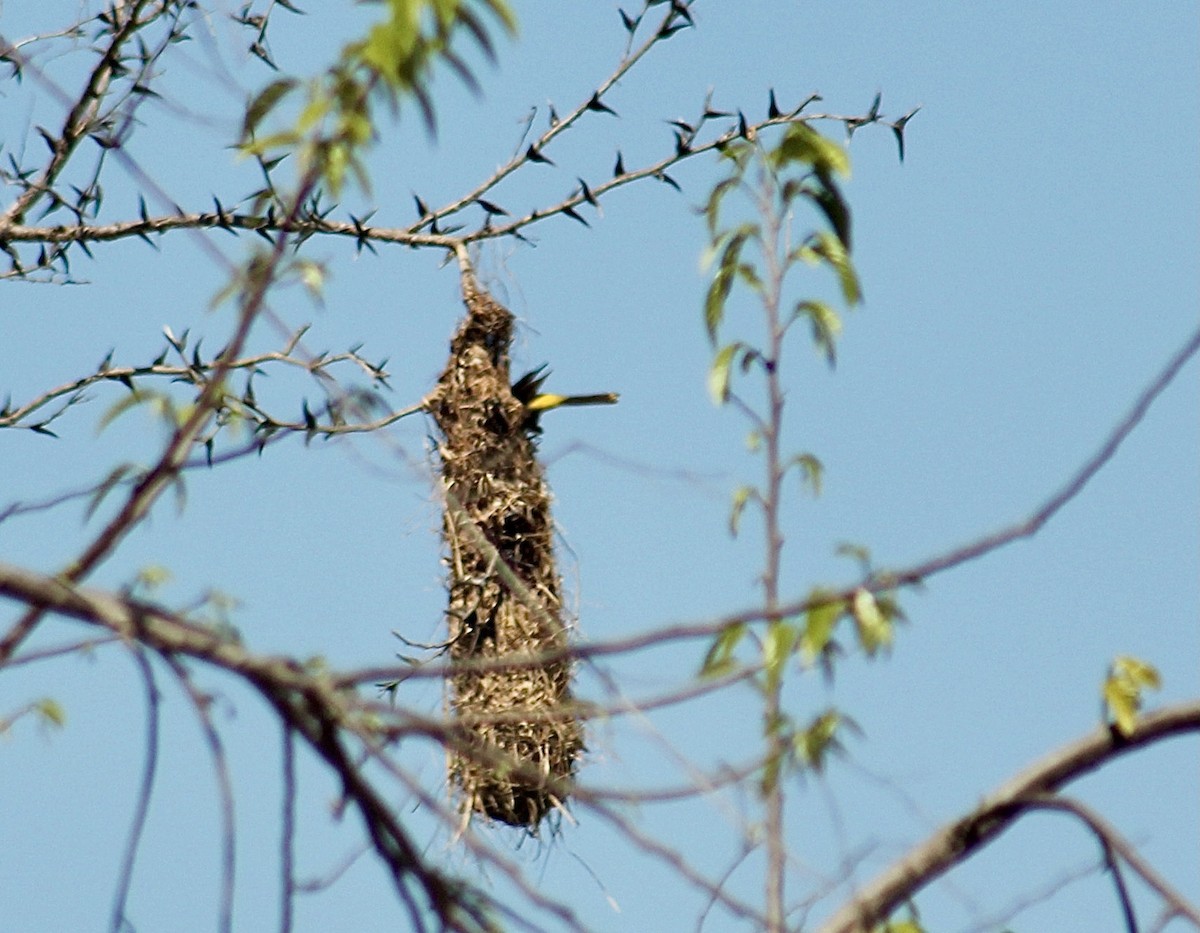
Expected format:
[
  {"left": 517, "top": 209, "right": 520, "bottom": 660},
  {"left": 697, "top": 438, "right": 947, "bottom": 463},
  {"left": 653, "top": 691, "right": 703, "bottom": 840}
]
[{"left": 0, "top": 3, "right": 1196, "bottom": 931}]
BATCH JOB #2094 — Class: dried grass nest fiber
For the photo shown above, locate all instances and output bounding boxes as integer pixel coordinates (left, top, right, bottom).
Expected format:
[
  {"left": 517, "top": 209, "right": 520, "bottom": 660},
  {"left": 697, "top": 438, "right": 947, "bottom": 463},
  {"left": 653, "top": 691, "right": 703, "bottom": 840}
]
[{"left": 427, "top": 275, "right": 583, "bottom": 829}]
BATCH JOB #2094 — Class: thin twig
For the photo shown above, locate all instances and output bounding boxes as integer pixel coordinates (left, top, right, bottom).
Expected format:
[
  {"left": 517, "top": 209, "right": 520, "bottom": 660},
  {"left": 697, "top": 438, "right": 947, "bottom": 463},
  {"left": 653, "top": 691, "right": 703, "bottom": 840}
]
[
  {"left": 816, "top": 702, "right": 1200, "bottom": 933},
  {"left": 280, "top": 726, "right": 296, "bottom": 933},
  {"left": 110, "top": 647, "right": 161, "bottom": 933},
  {"left": 1023, "top": 795, "right": 1200, "bottom": 929},
  {"left": 164, "top": 656, "right": 238, "bottom": 933}
]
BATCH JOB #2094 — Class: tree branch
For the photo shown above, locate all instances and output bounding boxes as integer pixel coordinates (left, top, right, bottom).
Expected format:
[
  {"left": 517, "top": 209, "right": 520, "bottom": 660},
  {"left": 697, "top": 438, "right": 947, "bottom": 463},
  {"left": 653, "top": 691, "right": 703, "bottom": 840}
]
[
  {"left": 1022, "top": 795, "right": 1200, "bottom": 929},
  {"left": 817, "top": 701, "right": 1200, "bottom": 933}
]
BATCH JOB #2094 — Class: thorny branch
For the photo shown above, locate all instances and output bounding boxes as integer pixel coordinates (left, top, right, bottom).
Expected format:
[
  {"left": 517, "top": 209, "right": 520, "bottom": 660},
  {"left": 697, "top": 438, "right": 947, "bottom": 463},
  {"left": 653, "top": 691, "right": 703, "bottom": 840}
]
[
  {"left": 0, "top": 3, "right": 903, "bottom": 276},
  {"left": 0, "top": 164, "right": 323, "bottom": 666},
  {"left": 3, "top": 0, "right": 165, "bottom": 227}
]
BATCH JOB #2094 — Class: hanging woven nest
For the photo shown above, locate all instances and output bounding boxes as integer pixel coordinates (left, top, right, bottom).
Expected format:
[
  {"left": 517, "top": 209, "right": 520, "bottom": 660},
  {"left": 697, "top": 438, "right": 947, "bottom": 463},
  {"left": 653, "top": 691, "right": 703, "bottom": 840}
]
[{"left": 426, "top": 270, "right": 583, "bottom": 829}]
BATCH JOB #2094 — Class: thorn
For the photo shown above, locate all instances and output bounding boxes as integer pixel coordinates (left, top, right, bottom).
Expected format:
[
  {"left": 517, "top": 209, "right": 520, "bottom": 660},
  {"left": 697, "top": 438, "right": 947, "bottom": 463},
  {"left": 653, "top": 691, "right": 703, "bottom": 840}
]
[
  {"left": 768, "top": 89, "right": 781, "bottom": 119},
  {"left": 889, "top": 106, "right": 921, "bottom": 163},
  {"left": 526, "top": 144, "right": 554, "bottom": 165},
  {"left": 790, "top": 93, "right": 822, "bottom": 118},
  {"left": 867, "top": 91, "right": 882, "bottom": 121},
  {"left": 656, "top": 171, "right": 681, "bottom": 193},
  {"left": 670, "top": 0, "right": 694, "bottom": 26},
  {"left": 475, "top": 198, "right": 508, "bottom": 216},
  {"left": 562, "top": 205, "right": 589, "bottom": 227},
  {"left": 701, "top": 89, "right": 731, "bottom": 121},
  {"left": 586, "top": 93, "right": 618, "bottom": 117},
  {"left": 613, "top": 151, "right": 626, "bottom": 176}
]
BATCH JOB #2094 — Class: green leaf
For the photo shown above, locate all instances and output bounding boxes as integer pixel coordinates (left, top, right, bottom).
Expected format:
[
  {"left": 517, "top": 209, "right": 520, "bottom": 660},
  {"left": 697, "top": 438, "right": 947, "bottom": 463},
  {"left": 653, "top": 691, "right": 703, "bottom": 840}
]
[
  {"left": 770, "top": 122, "right": 851, "bottom": 178},
  {"left": 794, "top": 710, "right": 843, "bottom": 772},
  {"left": 701, "top": 622, "right": 747, "bottom": 678},
  {"left": 836, "top": 542, "right": 873, "bottom": 573},
  {"left": 729, "top": 484, "right": 755, "bottom": 536},
  {"left": 794, "top": 299, "right": 842, "bottom": 367},
  {"left": 704, "top": 264, "right": 735, "bottom": 342},
  {"left": 85, "top": 464, "right": 138, "bottom": 521},
  {"left": 764, "top": 620, "right": 799, "bottom": 690},
  {"left": 810, "top": 230, "right": 862, "bottom": 305},
  {"left": 703, "top": 225, "right": 755, "bottom": 341},
  {"left": 708, "top": 342, "right": 742, "bottom": 404},
  {"left": 801, "top": 590, "right": 844, "bottom": 661},
  {"left": 97, "top": 389, "right": 154, "bottom": 433},
  {"left": 807, "top": 171, "right": 852, "bottom": 251},
  {"left": 790, "top": 452, "right": 823, "bottom": 497},
  {"left": 294, "top": 258, "right": 327, "bottom": 300},
  {"left": 761, "top": 746, "right": 784, "bottom": 795},
  {"left": 242, "top": 78, "right": 298, "bottom": 140},
  {"left": 735, "top": 262, "right": 763, "bottom": 294},
  {"left": 703, "top": 176, "right": 739, "bottom": 237}
]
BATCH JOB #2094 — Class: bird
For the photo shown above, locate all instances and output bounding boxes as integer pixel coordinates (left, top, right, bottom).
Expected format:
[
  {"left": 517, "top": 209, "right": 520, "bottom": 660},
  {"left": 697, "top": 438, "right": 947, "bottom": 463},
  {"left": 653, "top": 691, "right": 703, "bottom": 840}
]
[{"left": 511, "top": 365, "right": 619, "bottom": 433}]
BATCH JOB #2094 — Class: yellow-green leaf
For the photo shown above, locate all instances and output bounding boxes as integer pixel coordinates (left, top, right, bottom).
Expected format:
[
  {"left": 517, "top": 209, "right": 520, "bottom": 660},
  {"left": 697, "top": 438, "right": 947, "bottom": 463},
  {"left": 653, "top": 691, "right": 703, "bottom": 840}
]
[
  {"left": 1104, "top": 655, "right": 1162, "bottom": 736},
  {"left": 851, "top": 588, "right": 892, "bottom": 656},
  {"left": 295, "top": 258, "right": 327, "bottom": 300},
  {"left": 811, "top": 230, "right": 862, "bottom": 305},
  {"left": 794, "top": 710, "right": 842, "bottom": 771},
  {"left": 242, "top": 78, "right": 298, "bottom": 140},
  {"left": 701, "top": 622, "right": 747, "bottom": 678},
  {"left": 764, "top": 620, "right": 799, "bottom": 690},
  {"left": 709, "top": 342, "right": 741, "bottom": 404},
  {"left": 794, "top": 299, "right": 842, "bottom": 367},
  {"left": 35, "top": 698, "right": 65, "bottom": 729},
  {"left": 791, "top": 452, "right": 823, "bottom": 497},
  {"left": 703, "top": 225, "right": 755, "bottom": 341},
  {"left": 771, "top": 122, "right": 851, "bottom": 178},
  {"left": 96, "top": 388, "right": 159, "bottom": 433},
  {"left": 729, "top": 484, "right": 754, "bottom": 537},
  {"left": 135, "top": 565, "right": 173, "bottom": 591},
  {"left": 802, "top": 591, "right": 844, "bottom": 661}
]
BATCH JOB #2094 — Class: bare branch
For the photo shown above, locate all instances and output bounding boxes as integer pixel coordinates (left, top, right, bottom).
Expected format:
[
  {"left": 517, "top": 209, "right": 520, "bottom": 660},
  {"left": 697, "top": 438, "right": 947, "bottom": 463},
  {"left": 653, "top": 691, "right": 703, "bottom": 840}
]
[
  {"left": 1023, "top": 795, "right": 1200, "bottom": 929},
  {"left": 280, "top": 725, "right": 297, "bottom": 932},
  {"left": 0, "top": 561, "right": 508, "bottom": 932},
  {"left": 882, "top": 323, "right": 1200, "bottom": 590},
  {"left": 817, "top": 702, "right": 1200, "bottom": 933},
  {"left": 164, "top": 655, "right": 238, "bottom": 933},
  {"left": 110, "top": 647, "right": 161, "bottom": 933}
]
